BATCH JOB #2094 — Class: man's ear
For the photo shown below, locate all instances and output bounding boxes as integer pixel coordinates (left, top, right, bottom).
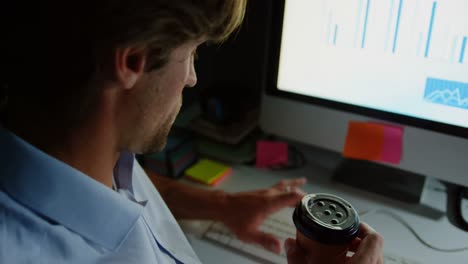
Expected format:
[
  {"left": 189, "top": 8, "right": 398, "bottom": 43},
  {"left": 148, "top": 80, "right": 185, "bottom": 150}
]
[{"left": 114, "top": 47, "right": 147, "bottom": 89}]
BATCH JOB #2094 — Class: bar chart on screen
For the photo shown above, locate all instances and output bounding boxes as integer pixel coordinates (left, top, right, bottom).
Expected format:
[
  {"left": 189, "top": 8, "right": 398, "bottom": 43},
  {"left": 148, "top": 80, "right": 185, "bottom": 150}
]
[
  {"left": 319, "top": 0, "right": 467, "bottom": 64},
  {"left": 278, "top": 0, "right": 468, "bottom": 130}
]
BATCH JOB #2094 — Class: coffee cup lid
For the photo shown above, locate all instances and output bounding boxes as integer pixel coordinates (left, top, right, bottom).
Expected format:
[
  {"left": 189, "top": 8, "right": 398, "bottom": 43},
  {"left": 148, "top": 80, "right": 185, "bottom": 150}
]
[{"left": 293, "top": 193, "right": 360, "bottom": 244}]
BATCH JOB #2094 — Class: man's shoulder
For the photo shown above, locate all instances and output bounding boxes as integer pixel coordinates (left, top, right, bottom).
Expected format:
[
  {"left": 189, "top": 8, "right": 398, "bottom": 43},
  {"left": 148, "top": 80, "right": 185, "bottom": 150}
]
[
  {"left": 0, "top": 191, "right": 104, "bottom": 263},
  {"left": 0, "top": 191, "right": 45, "bottom": 229},
  {"left": 0, "top": 191, "right": 48, "bottom": 261}
]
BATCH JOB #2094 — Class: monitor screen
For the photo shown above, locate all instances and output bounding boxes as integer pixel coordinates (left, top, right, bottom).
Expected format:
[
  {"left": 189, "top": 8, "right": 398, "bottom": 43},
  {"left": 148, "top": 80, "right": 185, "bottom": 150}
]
[
  {"left": 260, "top": 0, "right": 468, "bottom": 188},
  {"left": 278, "top": 0, "right": 468, "bottom": 132}
]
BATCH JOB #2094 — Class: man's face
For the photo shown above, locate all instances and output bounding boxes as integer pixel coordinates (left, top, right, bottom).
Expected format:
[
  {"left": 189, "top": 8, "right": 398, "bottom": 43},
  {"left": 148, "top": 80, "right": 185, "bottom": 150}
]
[{"left": 123, "top": 41, "right": 201, "bottom": 154}]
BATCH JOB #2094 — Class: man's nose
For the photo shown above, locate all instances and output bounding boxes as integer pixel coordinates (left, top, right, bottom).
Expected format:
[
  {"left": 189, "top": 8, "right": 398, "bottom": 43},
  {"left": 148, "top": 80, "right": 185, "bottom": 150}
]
[{"left": 186, "top": 60, "right": 197, "bottom": 88}]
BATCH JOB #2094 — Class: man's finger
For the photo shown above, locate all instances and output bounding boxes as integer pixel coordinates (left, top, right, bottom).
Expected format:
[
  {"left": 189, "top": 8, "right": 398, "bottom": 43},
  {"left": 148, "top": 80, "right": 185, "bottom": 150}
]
[
  {"left": 284, "top": 238, "right": 308, "bottom": 264},
  {"left": 286, "top": 177, "right": 307, "bottom": 187},
  {"left": 244, "top": 231, "right": 282, "bottom": 254},
  {"left": 348, "top": 237, "right": 362, "bottom": 253},
  {"left": 269, "top": 191, "right": 304, "bottom": 209},
  {"left": 274, "top": 178, "right": 307, "bottom": 189},
  {"left": 357, "top": 222, "right": 379, "bottom": 239}
]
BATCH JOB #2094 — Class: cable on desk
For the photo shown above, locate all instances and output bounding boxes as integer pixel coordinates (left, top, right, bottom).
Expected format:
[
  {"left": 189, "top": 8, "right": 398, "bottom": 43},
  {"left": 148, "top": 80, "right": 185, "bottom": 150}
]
[
  {"left": 425, "top": 185, "right": 446, "bottom": 193},
  {"left": 360, "top": 209, "right": 468, "bottom": 253}
]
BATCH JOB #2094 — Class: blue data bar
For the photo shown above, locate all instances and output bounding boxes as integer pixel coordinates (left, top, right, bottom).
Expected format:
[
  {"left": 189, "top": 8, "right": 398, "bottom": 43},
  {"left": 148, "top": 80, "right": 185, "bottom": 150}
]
[
  {"left": 424, "top": 78, "right": 468, "bottom": 109},
  {"left": 392, "top": 0, "right": 403, "bottom": 53},
  {"left": 361, "top": 0, "right": 371, "bottom": 48},
  {"left": 460, "top": 36, "right": 467, "bottom": 63},
  {"left": 425, "top": 2, "right": 437, "bottom": 58}
]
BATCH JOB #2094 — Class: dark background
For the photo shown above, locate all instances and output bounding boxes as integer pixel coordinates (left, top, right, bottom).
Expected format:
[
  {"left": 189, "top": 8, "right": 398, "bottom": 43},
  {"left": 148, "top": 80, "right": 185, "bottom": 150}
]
[{"left": 182, "top": 0, "right": 272, "bottom": 112}]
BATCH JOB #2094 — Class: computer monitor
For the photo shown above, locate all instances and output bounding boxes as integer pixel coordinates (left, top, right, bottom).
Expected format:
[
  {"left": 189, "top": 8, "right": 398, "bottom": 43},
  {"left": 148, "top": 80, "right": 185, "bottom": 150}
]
[{"left": 260, "top": 0, "right": 468, "bottom": 200}]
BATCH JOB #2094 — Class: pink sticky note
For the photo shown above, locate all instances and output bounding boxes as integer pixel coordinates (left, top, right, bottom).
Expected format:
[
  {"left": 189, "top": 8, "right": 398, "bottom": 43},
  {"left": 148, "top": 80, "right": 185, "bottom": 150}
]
[
  {"left": 380, "top": 125, "right": 404, "bottom": 164},
  {"left": 256, "top": 141, "right": 288, "bottom": 168}
]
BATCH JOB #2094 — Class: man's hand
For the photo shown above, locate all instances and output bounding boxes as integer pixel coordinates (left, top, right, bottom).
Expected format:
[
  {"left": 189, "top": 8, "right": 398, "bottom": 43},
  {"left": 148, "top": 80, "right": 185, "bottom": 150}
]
[
  {"left": 346, "top": 223, "right": 384, "bottom": 264},
  {"left": 221, "top": 178, "right": 306, "bottom": 253},
  {"left": 147, "top": 169, "right": 306, "bottom": 254},
  {"left": 284, "top": 222, "right": 384, "bottom": 264}
]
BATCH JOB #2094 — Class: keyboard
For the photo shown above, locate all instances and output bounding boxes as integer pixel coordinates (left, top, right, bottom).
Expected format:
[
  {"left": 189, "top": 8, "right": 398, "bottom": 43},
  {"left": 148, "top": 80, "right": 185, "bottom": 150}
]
[{"left": 202, "top": 208, "right": 421, "bottom": 264}]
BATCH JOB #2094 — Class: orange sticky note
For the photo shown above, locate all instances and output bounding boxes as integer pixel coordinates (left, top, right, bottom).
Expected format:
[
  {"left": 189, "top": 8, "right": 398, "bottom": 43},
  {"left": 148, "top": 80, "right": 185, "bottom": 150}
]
[{"left": 343, "top": 122, "right": 385, "bottom": 160}]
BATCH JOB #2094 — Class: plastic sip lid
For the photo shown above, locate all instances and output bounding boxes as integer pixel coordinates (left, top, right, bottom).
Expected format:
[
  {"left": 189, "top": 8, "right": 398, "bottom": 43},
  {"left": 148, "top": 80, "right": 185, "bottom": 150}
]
[{"left": 293, "top": 193, "right": 360, "bottom": 245}]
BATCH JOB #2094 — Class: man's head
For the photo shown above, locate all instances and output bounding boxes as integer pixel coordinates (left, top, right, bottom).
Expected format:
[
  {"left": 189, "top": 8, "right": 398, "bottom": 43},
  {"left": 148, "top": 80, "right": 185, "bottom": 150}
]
[
  {"left": 1, "top": 0, "right": 246, "bottom": 153},
  {"left": 119, "top": 39, "right": 201, "bottom": 153}
]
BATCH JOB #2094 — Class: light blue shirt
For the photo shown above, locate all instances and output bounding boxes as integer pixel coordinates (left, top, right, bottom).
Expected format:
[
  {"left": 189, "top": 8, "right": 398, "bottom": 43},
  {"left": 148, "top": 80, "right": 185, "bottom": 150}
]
[{"left": 0, "top": 127, "right": 201, "bottom": 264}]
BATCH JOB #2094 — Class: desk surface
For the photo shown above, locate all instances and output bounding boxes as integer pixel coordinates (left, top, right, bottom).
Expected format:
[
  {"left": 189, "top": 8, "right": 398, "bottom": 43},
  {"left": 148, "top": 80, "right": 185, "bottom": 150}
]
[{"left": 180, "top": 147, "right": 468, "bottom": 264}]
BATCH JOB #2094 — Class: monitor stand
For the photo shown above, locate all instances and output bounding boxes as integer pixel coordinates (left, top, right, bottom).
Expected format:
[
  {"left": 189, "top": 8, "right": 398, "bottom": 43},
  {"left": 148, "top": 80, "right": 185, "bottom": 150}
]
[{"left": 333, "top": 158, "right": 426, "bottom": 204}]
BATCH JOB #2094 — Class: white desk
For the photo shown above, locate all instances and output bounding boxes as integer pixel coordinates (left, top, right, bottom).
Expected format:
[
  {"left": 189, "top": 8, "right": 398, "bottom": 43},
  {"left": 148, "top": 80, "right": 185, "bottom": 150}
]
[{"left": 180, "top": 146, "right": 468, "bottom": 264}]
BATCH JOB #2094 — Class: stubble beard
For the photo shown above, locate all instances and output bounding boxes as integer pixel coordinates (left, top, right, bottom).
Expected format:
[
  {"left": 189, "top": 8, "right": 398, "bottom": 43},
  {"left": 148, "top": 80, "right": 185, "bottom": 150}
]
[{"left": 140, "top": 97, "right": 182, "bottom": 154}]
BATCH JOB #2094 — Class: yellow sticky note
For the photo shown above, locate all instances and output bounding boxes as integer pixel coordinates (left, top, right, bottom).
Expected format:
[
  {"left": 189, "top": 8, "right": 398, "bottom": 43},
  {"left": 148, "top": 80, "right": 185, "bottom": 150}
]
[{"left": 185, "top": 159, "right": 231, "bottom": 186}]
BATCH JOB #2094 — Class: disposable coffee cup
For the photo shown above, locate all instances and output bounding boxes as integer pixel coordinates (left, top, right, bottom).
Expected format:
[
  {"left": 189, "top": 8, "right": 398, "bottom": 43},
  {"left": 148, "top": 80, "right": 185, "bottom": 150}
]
[{"left": 292, "top": 193, "right": 360, "bottom": 264}]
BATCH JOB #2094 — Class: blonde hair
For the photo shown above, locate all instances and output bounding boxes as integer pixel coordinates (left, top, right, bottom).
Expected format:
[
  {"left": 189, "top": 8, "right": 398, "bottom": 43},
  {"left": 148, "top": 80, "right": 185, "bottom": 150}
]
[{"left": 95, "top": 0, "right": 247, "bottom": 70}]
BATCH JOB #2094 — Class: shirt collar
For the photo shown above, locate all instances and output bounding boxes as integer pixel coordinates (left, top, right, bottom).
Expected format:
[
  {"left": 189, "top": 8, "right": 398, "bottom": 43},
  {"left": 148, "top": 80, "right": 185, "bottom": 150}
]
[
  {"left": 0, "top": 127, "right": 144, "bottom": 252},
  {"left": 113, "top": 151, "right": 135, "bottom": 193}
]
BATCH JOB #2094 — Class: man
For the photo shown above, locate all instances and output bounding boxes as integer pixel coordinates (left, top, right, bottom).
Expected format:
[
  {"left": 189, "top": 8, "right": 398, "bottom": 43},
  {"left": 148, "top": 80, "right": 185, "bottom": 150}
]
[{"left": 0, "top": 1, "right": 383, "bottom": 263}]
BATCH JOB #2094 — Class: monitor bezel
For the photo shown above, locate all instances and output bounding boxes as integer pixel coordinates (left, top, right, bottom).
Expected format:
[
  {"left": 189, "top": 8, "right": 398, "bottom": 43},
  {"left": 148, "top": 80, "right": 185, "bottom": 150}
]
[{"left": 264, "top": 0, "right": 468, "bottom": 139}]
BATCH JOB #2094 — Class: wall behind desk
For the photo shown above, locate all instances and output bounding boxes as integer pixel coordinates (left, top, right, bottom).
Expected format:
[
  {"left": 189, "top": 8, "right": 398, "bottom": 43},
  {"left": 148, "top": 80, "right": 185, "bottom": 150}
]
[{"left": 182, "top": 0, "right": 271, "bottom": 109}]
